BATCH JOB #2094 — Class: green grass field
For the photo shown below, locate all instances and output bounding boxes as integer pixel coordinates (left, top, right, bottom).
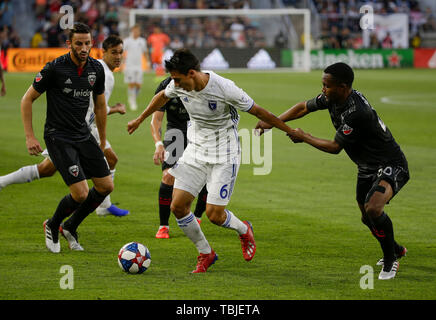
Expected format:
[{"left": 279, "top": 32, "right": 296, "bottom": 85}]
[{"left": 0, "top": 69, "right": 435, "bottom": 301}]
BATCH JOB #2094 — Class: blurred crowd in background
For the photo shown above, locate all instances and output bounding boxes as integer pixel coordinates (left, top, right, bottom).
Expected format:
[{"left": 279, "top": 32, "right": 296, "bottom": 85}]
[{"left": 1, "top": 0, "right": 436, "bottom": 52}]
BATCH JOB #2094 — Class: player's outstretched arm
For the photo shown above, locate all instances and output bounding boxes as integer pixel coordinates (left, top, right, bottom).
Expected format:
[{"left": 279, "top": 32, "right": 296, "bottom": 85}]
[
  {"left": 94, "top": 93, "right": 108, "bottom": 150},
  {"left": 150, "top": 110, "right": 165, "bottom": 165},
  {"left": 249, "top": 103, "right": 294, "bottom": 135},
  {"left": 21, "top": 85, "right": 42, "bottom": 155},
  {"left": 127, "top": 90, "right": 169, "bottom": 135},
  {"left": 288, "top": 128, "right": 342, "bottom": 154},
  {"left": 255, "top": 101, "right": 309, "bottom": 135}
]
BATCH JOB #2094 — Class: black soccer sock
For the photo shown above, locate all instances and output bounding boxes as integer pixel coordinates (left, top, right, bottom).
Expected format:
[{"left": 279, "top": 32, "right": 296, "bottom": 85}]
[
  {"left": 194, "top": 186, "right": 208, "bottom": 219},
  {"left": 361, "top": 214, "right": 403, "bottom": 255},
  {"left": 48, "top": 194, "right": 81, "bottom": 230},
  {"left": 370, "top": 212, "right": 396, "bottom": 262},
  {"left": 62, "top": 187, "right": 106, "bottom": 232},
  {"left": 158, "top": 182, "right": 173, "bottom": 226}
]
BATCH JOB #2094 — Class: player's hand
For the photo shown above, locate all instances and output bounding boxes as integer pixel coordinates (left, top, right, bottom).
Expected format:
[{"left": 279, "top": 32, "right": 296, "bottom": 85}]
[
  {"left": 287, "top": 128, "right": 305, "bottom": 143},
  {"left": 127, "top": 118, "right": 140, "bottom": 135},
  {"left": 114, "top": 103, "right": 126, "bottom": 115},
  {"left": 153, "top": 145, "right": 165, "bottom": 165},
  {"left": 254, "top": 120, "right": 272, "bottom": 136},
  {"left": 25, "top": 136, "right": 43, "bottom": 155}
]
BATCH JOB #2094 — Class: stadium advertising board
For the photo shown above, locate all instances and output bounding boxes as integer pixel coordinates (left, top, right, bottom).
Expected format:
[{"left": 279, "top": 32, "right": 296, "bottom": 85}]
[
  {"left": 190, "top": 48, "right": 281, "bottom": 70},
  {"left": 413, "top": 48, "right": 436, "bottom": 68},
  {"left": 290, "top": 49, "right": 414, "bottom": 69},
  {"left": 6, "top": 48, "right": 149, "bottom": 72}
]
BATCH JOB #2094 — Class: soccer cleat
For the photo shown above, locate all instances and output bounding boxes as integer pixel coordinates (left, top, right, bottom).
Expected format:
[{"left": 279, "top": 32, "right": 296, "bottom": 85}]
[
  {"left": 191, "top": 250, "right": 218, "bottom": 273},
  {"left": 96, "top": 204, "right": 129, "bottom": 217},
  {"left": 43, "top": 219, "right": 60, "bottom": 253},
  {"left": 378, "top": 260, "right": 399, "bottom": 280},
  {"left": 239, "top": 221, "right": 256, "bottom": 261},
  {"left": 376, "top": 246, "right": 407, "bottom": 266},
  {"left": 59, "top": 225, "right": 84, "bottom": 251},
  {"left": 155, "top": 226, "right": 170, "bottom": 239}
]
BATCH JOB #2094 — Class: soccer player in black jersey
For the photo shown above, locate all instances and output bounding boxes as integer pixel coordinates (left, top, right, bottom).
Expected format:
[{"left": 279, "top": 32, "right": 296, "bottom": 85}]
[
  {"left": 256, "top": 62, "right": 409, "bottom": 280},
  {"left": 20, "top": 23, "right": 114, "bottom": 253},
  {"left": 151, "top": 77, "right": 207, "bottom": 239}
]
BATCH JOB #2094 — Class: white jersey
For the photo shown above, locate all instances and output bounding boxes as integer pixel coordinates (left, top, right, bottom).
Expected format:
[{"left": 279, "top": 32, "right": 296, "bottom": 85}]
[
  {"left": 123, "top": 36, "right": 147, "bottom": 70},
  {"left": 164, "top": 70, "right": 254, "bottom": 163},
  {"left": 86, "top": 59, "right": 113, "bottom": 128}
]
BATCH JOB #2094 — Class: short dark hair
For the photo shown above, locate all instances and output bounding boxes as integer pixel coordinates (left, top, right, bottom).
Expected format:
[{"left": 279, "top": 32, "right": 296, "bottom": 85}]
[
  {"left": 102, "top": 34, "right": 123, "bottom": 50},
  {"left": 165, "top": 48, "right": 200, "bottom": 75},
  {"left": 324, "top": 62, "right": 354, "bottom": 87},
  {"left": 69, "top": 22, "right": 91, "bottom": 40}
]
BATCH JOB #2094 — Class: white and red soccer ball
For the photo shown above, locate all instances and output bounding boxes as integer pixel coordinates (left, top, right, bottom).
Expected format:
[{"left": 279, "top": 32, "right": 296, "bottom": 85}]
[{"left": 118, "top": 242, "right": 151, "bottom": 274}]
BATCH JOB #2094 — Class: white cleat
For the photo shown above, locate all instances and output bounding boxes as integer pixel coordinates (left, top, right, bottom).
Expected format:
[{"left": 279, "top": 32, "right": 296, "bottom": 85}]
[
  {"left": 96, "top": 207, "right": 111, "bottom": 216},
  {"left": 60, "top": 225, "right": 84, "bottom": 251},
  {"left": 378, "top": 260, "right": 399, "bottom": 280},
  {"left": 43, "top": 219, "right": 60, "bottom": 253}
]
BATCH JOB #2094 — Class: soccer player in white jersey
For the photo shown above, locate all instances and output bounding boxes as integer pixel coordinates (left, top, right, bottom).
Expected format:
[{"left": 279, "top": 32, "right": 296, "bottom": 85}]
[
  {"left": 123, "top": 25, "right": 148, "bottom": 111},
  {"left": 0, "top": 35, "right": 129, "bottom": 217},
  {"left": 127, "top": 48, "right": 296, "bottom": 273}
]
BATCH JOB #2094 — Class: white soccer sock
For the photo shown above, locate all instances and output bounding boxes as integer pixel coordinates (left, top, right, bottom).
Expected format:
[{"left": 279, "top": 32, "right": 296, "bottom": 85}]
[
  {"left": 97, "top": 169, "right": 115, "bottom": 209},
  {"left": 177, "top": 212, "right": 211, "bottom": 254},
  {"left": 221, "top": 209, "right": 248, "bottom": 235},
  {"left": 0, "top": 164, "right": 39, "bottom": 187}
]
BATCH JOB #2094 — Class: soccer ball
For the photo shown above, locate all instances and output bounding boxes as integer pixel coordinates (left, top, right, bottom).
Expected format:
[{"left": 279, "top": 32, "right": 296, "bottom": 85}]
[{"left": 118, "top": 242, "right": 151, "bottom": 274}]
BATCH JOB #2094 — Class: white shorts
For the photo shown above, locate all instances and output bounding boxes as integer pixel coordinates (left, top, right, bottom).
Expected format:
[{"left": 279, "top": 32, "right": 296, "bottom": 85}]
[
  {"left": 169, "top": 158, "right": 240, "bottom": 206},
  {"left": 123, "top": 68, "right": 143, "bottom": 84}
]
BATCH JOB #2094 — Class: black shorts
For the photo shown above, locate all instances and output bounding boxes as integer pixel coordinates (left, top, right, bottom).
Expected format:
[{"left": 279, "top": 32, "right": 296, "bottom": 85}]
[
  {"left": 45, "top": 135, "right": 110, "bottom": 186},
  {"left": 356, "top": 157, "right": 410, "bottom": 205},
  {"left": 161, "top": 128, "right": 187, "bottom": 171}
]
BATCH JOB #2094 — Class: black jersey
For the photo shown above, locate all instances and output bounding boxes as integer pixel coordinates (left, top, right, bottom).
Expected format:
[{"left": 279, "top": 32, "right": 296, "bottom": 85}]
[
  {"left": 155, "top": 77, "right": 190, "bottom": 132},
  {"left": 32, "top": 53, "right": 105, "bottom": 142},
  {"left": 306, "top": 90, "right": 405, "bottom": 172}
]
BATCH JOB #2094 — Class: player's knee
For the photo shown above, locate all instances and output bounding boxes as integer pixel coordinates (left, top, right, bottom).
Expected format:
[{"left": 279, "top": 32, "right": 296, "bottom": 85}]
[
  {"left": 162, "top": 171, "right": 175, "bottom": 185},
  {"left": 206, "top": 206, "right": 226, "bottom": 225},
  {"left": 170, "top": 202, "right": 189, "bottom": 218},
  {"left": 364, "top": 202, "right": 383, "bottom": 219},
  {"left": 37, "top": 161, "right": 56, "bottom": 178},
  {"left": 100, "top": 180, "right": 114, "bottom": 196},
  {"left": 72, "top": 190, "right": 89, "bottom": 203}
]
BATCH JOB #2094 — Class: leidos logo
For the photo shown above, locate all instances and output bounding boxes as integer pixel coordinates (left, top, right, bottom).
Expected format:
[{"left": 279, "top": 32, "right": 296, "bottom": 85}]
[
  {"left": 12, "top": 51, "right": 59, "bottom": 71},
  {"left": 73, "top": 89, "right": 92, "bottom": 97}
]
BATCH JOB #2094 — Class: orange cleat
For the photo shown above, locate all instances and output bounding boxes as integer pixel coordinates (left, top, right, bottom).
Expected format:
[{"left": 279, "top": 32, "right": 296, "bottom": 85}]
[{"left": 155, "top": 226, "right": 170, "bottom": 239}]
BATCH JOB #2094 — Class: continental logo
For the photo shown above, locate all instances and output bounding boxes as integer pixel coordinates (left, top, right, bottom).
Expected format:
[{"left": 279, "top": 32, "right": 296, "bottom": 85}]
[{"left": 6, "top": 48, "right": 103, "bottom": 72}]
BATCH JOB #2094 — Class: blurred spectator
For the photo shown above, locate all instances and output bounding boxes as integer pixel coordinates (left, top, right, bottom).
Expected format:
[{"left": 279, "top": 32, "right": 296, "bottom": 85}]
[
  {"left": 274, "top": 30, "right": 287, "bottom": 48},
  {"left": 0, "top": 0, "right": 14, "bottom": 30},
  {"left": 382, "top": 32, "right": 393, "bottom": 48},
  {"left": 31, "top": 26, "right": 46, "bottom": 48}
]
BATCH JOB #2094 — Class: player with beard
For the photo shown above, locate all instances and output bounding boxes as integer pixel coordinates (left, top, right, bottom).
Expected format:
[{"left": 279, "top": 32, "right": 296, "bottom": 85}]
[
  {"left": 256, "top": 62, "right": 409, "bottom": 280},
  {"left": 21, "top": 23, "right": 113, "bottom": 253},
  {"left": 1, "top": 35, "right": 129, "bottom": 217}
]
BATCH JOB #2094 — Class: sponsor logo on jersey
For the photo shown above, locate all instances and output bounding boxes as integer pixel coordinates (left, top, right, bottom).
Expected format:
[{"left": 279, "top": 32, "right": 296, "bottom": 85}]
[
  {"left": 68, "top": 165, "right": 80, "bottom": 177},
  {"left": 63, "top": 88, "right": 73, "bottom": 94},
  {"left": 65, "top": 78, "right": 72, "bottom": 84},
  {"left": 73, "top": 89, "right": 92, "bottom": 97},
  {"left": 342, "top": 124, "right": 353, "bottom": 135},
  {"left": 208, "top": 100, "right": 217, "bottom": 111},
  {"left": 35, "top": 72, "right": 42, "bottom": 82}
]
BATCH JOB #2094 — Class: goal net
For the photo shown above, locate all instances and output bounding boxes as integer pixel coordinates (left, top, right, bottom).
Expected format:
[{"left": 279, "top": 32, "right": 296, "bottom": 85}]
[{"left": 118, "top": 8, "right": 311, "bottom": 72}]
